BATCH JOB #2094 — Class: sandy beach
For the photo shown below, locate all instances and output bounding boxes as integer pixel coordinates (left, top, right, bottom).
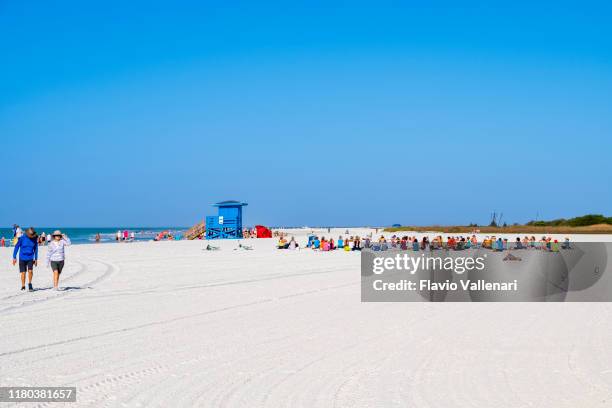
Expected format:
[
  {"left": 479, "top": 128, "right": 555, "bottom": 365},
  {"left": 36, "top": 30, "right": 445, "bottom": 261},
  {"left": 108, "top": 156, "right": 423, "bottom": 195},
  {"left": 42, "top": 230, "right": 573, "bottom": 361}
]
[
  {"left": 3, "top": 0, "right": 612, "bottom": 404},
  {"left": 0, "top": 228, "right": 611, "bottom": 407}
]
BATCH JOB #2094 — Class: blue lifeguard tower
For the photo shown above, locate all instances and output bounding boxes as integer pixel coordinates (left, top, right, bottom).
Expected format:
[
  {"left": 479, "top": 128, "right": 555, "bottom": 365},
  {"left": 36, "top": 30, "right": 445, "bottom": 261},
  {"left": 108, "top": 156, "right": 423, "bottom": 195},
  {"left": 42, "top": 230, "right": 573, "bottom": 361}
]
[{"left": 205, "top": 200, "right": 248, "bottom": 240}]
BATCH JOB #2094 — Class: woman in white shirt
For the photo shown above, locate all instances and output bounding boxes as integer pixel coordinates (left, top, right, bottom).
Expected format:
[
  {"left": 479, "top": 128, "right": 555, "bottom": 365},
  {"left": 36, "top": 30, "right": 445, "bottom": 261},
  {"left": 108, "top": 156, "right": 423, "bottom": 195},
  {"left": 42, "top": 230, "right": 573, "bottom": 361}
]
[{"left": 46, "top": 230, "right": 71, "bottom": 290}]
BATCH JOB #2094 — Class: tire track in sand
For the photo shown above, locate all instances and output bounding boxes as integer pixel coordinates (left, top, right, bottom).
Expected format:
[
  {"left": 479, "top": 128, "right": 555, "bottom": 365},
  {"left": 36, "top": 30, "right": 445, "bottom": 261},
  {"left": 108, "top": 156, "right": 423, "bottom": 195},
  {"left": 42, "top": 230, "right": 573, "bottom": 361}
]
[
  {"left": 0, "top": 260, "right": 86, "bottom": 303},
  {"left": 0, "top": 259, "right": 118, "bottom": 315}
]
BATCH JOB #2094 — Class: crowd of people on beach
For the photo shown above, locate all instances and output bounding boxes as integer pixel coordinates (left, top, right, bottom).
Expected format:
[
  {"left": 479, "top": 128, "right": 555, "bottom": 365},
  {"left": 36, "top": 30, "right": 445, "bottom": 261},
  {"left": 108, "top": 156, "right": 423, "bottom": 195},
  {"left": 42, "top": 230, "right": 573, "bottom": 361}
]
[
  {"left": 275, "top": 232, "right": 572, "bottom": 253},
  {"left": 277, "top": 232, "right": 365, "bottom": 251},
  {"left": 154, "top": 230, "right": 176, "bottom": 241},
  {"left": 116, "top": 230, "right": 136, "bottom": 242},
  {"left": 306, "top": 235, "right": 364, "bottom": 251},
  {"left": 364, "top": 234, "right": 571, "bottom": 252}
]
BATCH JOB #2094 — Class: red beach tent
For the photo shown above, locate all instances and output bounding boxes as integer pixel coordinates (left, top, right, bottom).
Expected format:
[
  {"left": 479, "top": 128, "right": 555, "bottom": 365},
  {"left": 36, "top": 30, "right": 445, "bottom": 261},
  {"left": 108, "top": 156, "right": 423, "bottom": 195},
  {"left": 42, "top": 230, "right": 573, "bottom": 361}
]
[{"left": 255, "top": 225, "right": 272, "bottom": 238}]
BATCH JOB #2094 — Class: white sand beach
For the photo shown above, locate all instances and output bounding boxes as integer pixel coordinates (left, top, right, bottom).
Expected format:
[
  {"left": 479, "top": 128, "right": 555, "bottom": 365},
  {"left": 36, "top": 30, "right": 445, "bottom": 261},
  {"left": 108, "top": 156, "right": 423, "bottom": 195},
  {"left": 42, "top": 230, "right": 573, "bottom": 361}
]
[{"left": 1, "top": 228, "right": 612, "bottom": 407}]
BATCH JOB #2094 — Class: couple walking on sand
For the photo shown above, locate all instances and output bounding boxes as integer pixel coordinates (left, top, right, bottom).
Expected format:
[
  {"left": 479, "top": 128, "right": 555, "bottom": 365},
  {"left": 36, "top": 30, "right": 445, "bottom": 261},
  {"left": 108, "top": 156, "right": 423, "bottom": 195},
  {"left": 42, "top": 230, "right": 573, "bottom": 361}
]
[{"left": 12, "top": 228, "right": 71, "bottom": 291}]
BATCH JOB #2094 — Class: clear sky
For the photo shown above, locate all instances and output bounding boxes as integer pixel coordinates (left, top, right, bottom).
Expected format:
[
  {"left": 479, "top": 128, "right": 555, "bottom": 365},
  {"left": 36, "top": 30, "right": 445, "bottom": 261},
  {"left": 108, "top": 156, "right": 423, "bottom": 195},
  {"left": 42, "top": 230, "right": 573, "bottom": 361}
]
[{"left": 1, "top": 1, "right": 611, "bottom": 227}]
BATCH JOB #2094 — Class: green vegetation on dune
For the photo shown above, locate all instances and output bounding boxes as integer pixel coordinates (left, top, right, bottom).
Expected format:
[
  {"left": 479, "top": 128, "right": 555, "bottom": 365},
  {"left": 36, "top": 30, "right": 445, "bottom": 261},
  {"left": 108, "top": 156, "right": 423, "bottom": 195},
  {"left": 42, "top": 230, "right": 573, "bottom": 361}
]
[
  {"left": 384, "top": 214, "right": 612, "bottom": 234},
  {"left": 526, "top": 214, "right": 612, "bottom": 227}
]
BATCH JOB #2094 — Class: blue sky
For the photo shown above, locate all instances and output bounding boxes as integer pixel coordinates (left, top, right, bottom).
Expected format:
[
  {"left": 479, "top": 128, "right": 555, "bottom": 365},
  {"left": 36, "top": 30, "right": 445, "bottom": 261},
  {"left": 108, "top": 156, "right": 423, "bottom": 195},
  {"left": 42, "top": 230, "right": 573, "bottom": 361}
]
[{"left": 1, "top": 1, "right": 611, "bottom": 227}]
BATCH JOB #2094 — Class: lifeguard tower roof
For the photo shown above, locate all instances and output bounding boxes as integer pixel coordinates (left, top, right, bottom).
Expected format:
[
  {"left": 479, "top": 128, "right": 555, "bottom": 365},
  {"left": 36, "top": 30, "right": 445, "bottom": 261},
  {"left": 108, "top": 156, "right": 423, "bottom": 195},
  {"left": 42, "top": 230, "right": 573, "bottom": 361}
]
[{"left": 213, "top": 200, "right": 248, "bottom": 207}]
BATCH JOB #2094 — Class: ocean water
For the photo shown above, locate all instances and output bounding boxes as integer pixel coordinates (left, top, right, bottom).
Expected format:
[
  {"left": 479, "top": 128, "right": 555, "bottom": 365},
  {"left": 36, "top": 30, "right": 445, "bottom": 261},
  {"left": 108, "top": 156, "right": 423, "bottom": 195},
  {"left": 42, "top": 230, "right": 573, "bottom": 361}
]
[{"left": 0, "top": 227, "right": 187, "bottom": 245}]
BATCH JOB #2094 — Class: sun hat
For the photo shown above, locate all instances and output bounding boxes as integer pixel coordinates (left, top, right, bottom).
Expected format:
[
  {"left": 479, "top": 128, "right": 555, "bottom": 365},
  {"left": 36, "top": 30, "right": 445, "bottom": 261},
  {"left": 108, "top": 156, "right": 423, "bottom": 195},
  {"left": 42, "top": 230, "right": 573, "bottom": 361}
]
[{"left": 52, "top": 230, "right": 63, "bottom": 237}]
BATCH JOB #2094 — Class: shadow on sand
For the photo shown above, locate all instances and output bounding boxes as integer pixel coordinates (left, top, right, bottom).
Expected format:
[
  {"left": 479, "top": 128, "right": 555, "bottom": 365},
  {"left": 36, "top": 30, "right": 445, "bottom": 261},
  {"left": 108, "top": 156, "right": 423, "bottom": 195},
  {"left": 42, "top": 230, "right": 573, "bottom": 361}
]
[{"left": 31, "top": 286, "right": 87, "bottom": 292}]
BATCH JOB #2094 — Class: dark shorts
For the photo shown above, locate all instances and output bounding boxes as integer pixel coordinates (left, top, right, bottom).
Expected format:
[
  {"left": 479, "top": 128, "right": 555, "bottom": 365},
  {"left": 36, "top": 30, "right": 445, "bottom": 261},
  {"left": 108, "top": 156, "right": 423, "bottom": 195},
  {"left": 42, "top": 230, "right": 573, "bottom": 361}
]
[
  {"left": 51, "top": 261, "right": 65, "bottom": 273},
  {"left": 19, "top": 260, "right": 34, "bottom": 273}
]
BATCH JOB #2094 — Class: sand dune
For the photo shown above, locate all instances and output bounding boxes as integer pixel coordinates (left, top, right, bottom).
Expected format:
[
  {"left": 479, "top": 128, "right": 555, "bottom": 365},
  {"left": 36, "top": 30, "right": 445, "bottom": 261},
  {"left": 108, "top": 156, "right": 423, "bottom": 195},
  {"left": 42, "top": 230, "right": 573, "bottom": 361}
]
[{"left": 1, "top": 229, "right": 612, "bottom": 407}]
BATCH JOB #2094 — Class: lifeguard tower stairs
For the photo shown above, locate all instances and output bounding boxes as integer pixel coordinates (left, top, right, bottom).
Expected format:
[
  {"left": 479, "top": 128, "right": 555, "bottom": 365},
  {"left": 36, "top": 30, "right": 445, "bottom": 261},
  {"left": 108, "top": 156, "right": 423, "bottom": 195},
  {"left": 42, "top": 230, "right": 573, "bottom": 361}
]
[{"left": 183, "top": 221, "right": 205, "bottom": 240}]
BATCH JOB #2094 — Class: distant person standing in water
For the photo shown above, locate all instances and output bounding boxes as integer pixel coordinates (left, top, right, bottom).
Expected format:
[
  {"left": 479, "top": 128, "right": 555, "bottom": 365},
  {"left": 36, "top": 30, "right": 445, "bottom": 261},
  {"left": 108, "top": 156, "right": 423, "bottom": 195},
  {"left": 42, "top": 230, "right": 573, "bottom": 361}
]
[
  {"left": 13, "top": 224, "right": 22, "bottom": 246},
  {"left": 46, "top": 230, "right": 71, "bottom": 290},
  {"left": 116, "top": 230, "right": 121, "bottom": 241},
  {"left": 95, "top": 233, "right": 101, "bottom": 243},
  {"left": 12, "top": 227, "right": 39, "bottom": 291}
]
